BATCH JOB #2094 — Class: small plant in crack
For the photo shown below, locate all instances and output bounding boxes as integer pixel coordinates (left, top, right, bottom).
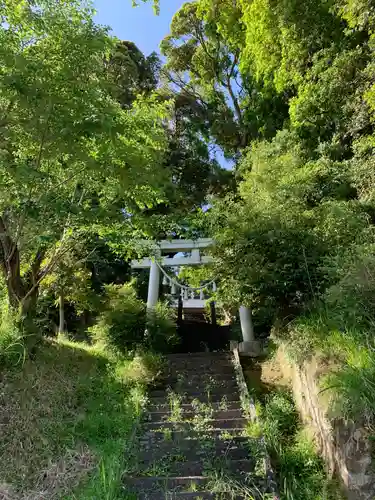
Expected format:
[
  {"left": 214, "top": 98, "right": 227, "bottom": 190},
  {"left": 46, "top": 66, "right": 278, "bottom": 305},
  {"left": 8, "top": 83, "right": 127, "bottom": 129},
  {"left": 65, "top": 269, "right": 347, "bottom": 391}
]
[
  {"left": 167, "top": 389, "right": 183, "bottom": 422},
  {"left": 199, "top": 436, "right": 216, "bottom": 456},
  {"left": 245, "top": 420, "right": 262, "bottom": 439},
  {"left": 143, "top": 452, "right": 187, "bottom": 477},
  {"left": 192, "top": 414, "right": 214, "bottom": 432},
  {"left": 219, "top": 396, "right": 229, "bottom": 411},
  {"left": 219, "top": 430, "right": 233, "bottom": 440},
  {"left": 204, "top": 375, "right": 218, "bottom": 394},
  {"left": 189, "top": 399, "right": 215, "bottom": 434},
  {"left": 187, "top": 480, "right": 200, "bottom": 492},
  {"left": 162, "top": 427, "right": 173, "bottom": 441},
  {"left": 191, "top": 399, "right": 214, "bottom": 419},
  {"left": 175, "top": 372, "right": 187, "bottom": 391},
  {"left": 202, "top": 460, "right": 215, "bottom": 477},
  {"left": 144, "top": 460, "right": 171, "bottom": 477}
]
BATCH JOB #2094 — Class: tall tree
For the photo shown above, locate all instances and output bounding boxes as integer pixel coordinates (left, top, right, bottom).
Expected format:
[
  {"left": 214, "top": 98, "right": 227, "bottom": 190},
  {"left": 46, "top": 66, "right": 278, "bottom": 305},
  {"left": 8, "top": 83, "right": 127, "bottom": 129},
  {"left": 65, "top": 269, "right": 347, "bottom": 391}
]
[
  {"left": 107, "top": 40, "right": 161, "bottom": 108},
  {"left": 0, "top": 0, "right": 168, "bottom": 319},
  {"left": 159, "top": 0, "right": 288, "bottom": 155}
]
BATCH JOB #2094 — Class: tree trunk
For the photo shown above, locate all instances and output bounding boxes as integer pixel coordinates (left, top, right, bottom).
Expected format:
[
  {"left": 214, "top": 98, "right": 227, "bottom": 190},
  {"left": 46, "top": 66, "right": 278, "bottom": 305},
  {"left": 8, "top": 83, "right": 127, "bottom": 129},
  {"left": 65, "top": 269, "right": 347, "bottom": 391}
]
[
  {"left": 58, "top": 291, "right": 65, "bottom": 334},
  {"left": 0, "top": 216, "right": 25, "bottom": 307}
]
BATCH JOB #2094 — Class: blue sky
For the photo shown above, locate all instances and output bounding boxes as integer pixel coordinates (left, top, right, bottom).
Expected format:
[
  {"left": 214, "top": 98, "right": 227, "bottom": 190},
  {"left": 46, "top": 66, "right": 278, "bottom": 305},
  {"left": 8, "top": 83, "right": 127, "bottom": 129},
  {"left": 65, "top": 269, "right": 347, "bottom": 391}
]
[{"left": 93, "top": 0, "right": 186, "bottom": 55}]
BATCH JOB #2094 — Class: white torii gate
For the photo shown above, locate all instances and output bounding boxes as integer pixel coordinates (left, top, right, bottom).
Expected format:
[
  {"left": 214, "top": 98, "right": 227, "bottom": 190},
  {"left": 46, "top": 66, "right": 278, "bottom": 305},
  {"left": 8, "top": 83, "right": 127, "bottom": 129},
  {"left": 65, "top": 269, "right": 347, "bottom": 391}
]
[{"left": 131, "top": 238, "right": 255, "bottom": 344}]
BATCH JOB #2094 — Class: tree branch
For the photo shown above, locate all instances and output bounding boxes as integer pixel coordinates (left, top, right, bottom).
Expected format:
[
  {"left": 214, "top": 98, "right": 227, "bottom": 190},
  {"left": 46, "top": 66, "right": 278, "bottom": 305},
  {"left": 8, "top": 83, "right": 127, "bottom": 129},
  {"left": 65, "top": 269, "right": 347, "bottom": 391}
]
[
  {"left": 223, "top": 52, "right": 242, "bottom": 125},
  {"left": 21, "top": 242, "right": 75, "bottom": 306}
]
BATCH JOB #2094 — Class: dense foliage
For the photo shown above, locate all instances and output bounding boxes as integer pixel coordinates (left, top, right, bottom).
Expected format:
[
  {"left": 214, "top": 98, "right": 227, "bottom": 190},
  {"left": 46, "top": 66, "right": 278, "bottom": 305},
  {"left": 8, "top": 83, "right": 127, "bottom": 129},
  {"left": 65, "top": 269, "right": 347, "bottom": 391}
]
[
  {"left": 2, "top": 0, "right": 375, "bottom": 496},
  {"left": 2, "top": 0, "right": 375, "bottom": 421},
  {"left": 0, "top": 0, "right": 230, "bottom": 348},
  {"left": 90, "top": 283, "right": 178, "bottom": 354},
  {"left": 147, "top": 0, "right": 375, "bottom": 423},
  {"left": 0, "top": 0, "right": 170, "bottom": 322}
]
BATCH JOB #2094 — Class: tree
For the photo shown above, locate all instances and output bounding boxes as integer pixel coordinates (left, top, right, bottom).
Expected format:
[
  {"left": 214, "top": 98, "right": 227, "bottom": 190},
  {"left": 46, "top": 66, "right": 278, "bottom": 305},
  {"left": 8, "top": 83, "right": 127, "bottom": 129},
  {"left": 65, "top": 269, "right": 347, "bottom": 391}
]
[
  {"left": 107, "top": 40, "right": 161, "bottom": 108},
  {"left": 0, "top": 0, "right": 169, "bottom": 322},
  {"left": 159, "top": 0, "right": 288, "bottom": 155},
  {"left": 41, "top": 249, "right": 92, "bottom": 335},
  {"left": 209, "top": 131, "right": 370, "bottom": 328}
]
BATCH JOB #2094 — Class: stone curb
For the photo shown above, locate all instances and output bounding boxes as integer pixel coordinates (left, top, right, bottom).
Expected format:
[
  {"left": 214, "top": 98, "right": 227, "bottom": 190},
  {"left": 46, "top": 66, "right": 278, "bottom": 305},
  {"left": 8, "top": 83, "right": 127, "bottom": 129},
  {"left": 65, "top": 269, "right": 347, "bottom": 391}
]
[{"left": 231, "top": 345, "right": 280, "bottom": 500}]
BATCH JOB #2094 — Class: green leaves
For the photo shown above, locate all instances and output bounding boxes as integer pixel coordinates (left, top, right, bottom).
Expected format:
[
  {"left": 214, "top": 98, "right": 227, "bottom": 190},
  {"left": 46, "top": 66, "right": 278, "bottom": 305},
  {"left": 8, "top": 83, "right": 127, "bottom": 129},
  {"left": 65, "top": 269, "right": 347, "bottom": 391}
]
[{"left": 0, "top": 0, "right": 170, "bottom": 310}]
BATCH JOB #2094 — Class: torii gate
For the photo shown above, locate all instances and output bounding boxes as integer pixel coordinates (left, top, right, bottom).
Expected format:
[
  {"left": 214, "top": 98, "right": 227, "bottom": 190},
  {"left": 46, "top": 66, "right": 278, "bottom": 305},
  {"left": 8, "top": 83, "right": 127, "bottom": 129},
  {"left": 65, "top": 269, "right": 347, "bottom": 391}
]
[{"left": 131, "top": 238, "right": 255, "bottom": 345}]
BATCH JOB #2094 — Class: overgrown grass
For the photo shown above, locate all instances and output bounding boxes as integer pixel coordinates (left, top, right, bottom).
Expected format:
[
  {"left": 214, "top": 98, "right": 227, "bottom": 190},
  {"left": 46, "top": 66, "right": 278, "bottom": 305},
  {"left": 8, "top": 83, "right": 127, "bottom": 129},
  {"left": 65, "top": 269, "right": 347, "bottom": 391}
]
[
  {"left": 0, "top": 335, "right": 161, "bottom": 500},
  {"left": 248, "top": 390, "right": 342, "bottom": 500},
  {"left": 283, "top": 309, "right": 375, "bottom": 426},
  {"left": 0, "top": 305, "right": 25, "bottom": 367}
]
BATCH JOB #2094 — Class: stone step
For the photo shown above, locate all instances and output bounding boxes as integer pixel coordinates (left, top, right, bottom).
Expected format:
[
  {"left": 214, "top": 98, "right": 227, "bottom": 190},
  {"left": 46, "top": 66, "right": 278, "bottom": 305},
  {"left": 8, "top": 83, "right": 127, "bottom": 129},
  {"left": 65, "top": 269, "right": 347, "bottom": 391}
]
[
  {"left": 145, "top": 418, "right": 247, "bottom": 432},
  {"left": 165, "top": 493, "right": 214, "bottom": 499},
  {"left": 147, "top": 408, "right": 244, "bottom": 422},
  {"left": 149, "top": 393, "right": 241, "bottom": 405},
  {"left": 166, "top": 354, "right": 232, "bottom": 363},
  {"left": 137, "top": 439, "right": 252, "bottom": 463},
  {"left": 136, "top": 458, "right": 255, "bottom": 478},
  {"left": 149, "top": 387, "right": 240, "bottom": 399},
  {"left": 165, "top": 366, "right": 235, "bottom": 376},
  {"left": 166, "top": 359, "right": 233, "bottom": 368},
  {"left": 160, "top": 374, "right": 237, "bottom": 385},
  {"left": 124, "top": 475, "right": 208, "bottom": 495},
  {"left": 148, "top": 400, "right": 243, "bottom": 413},
  {"left": 154, "top": 493, "right": 244, "bottom": 500},
  {"left": 140, "top": 428, "right": 246, "bottom": 448},
  {"left": 158, "top": 380, "right": 239, "bottom": 393}
]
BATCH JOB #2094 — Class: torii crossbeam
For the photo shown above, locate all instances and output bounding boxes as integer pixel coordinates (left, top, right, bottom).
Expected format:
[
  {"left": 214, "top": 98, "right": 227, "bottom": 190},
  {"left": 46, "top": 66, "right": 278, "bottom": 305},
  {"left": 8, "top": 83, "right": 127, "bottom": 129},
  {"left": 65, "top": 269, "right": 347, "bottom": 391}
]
[
  {"left": 131, "top": 239, "right": 214, "bottom": 309},
  {"left": 131, "top": 239, "right": 256, "bottom": 347}
]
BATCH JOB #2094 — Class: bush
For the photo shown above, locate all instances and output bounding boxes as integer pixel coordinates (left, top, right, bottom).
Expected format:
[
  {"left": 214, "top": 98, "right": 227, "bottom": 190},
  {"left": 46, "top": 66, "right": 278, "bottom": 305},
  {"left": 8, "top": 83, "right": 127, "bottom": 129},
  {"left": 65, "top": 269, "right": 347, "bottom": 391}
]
[
  {"left": 89, "top": 283, "right": 178, "bottom": 354},
  {"left": 279, "top": 242, "right": 375, "bottom": 424},
  {"left": 145, "top": 302, "right": 178, "bottom": 353},
  {"left": 90, "top": 283, "right": 145, "bottom": 354},
  {"left": 261, "top": 391, "right": 299, "bottom": 449}
]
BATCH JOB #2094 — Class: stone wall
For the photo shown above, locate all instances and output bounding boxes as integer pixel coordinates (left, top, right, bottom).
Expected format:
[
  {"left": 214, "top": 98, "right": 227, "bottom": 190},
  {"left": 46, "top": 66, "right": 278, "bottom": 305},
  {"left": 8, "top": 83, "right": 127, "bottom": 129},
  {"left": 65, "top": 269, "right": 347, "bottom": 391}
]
[{"left": 276, "top": 348, "right": 375, "bottom": 499}]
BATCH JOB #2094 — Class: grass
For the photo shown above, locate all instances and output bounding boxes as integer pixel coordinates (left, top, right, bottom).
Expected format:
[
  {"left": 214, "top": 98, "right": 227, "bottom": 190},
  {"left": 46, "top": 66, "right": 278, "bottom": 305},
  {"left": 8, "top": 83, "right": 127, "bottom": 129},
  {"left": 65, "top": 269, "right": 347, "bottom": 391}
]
[
  {"left": 284, "top": 309, "right": 375, "bottom": 426},
  {"left": 0, "top": 306, "right": 26, "bottom": 368},
  {"left": 0, "top": 335, "right": 161, "bottom": 500},
  {"left": 245, "top": 389, "right": 343, "bottom": 500}
]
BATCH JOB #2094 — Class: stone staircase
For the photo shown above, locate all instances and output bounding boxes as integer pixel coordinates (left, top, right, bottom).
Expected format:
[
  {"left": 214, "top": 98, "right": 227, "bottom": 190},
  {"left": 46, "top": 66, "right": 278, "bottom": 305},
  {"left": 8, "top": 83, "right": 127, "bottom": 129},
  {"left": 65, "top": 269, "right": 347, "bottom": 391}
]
[{"left": 124, "top": 352, "right": 269, "bottom": 499}]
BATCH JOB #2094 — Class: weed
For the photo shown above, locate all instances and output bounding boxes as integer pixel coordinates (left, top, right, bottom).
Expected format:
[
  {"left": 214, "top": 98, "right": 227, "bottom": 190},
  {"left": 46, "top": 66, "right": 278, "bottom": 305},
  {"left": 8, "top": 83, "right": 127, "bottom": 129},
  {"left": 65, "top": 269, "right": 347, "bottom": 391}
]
[
  {"left": 284, "top": 306, "right": 375, "bottom": 426},
  {"left": 0, "top": 337, "right": 156, "bottom": 500},
  {"left": 167, "top": 389, "right": 183, "bottom": 422},
  {"left": 246, "top": 420, "right": 263, "bottom": 439},
  {"left": 0, "top": 305, "right": 25, "bottom": 367},
  {"left": 257, "top": 390, "right": 342, "bottom": 500},
  {"left": 218, "top": 396, "right": 229, "bottom": 411},
  {"left": 162, "top": 428, "right": 173, "bottom": 441},
  {"left": 207, "top": 470, "right": 268, "bottom": 499}
]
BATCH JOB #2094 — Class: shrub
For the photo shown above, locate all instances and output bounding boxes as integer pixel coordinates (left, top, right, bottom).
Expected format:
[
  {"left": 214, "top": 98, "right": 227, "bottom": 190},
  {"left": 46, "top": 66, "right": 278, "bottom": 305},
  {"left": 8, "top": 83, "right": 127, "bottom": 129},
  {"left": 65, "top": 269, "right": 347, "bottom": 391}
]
[
  {"left": 90, "top": 283, "right": 178, "bottom": 354},
  {"left": 261, "top": 390, "right": 299, "bottom": 450},
  {"left": 278, "top": 242, "right": 375, "bottom": 424},
  {"left": 145, "top": 302, "right": 178, "bottom": 353},
  {"left": 90, "top": 283, "right": 146, "bottom": 354}
]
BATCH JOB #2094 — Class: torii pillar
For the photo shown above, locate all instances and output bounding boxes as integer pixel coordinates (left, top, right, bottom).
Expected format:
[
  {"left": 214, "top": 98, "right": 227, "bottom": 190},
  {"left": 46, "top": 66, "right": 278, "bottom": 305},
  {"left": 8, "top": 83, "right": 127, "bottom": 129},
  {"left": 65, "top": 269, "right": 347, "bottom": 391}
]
[
  {"left": 146, "top": 258, "right": 160, "bottom": 310},
  {"left": 238, "top": 306, "right": 261, "bottom": 356},
  {"left": 239, "top": 306, "right": 254, "bottom": 342}
]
